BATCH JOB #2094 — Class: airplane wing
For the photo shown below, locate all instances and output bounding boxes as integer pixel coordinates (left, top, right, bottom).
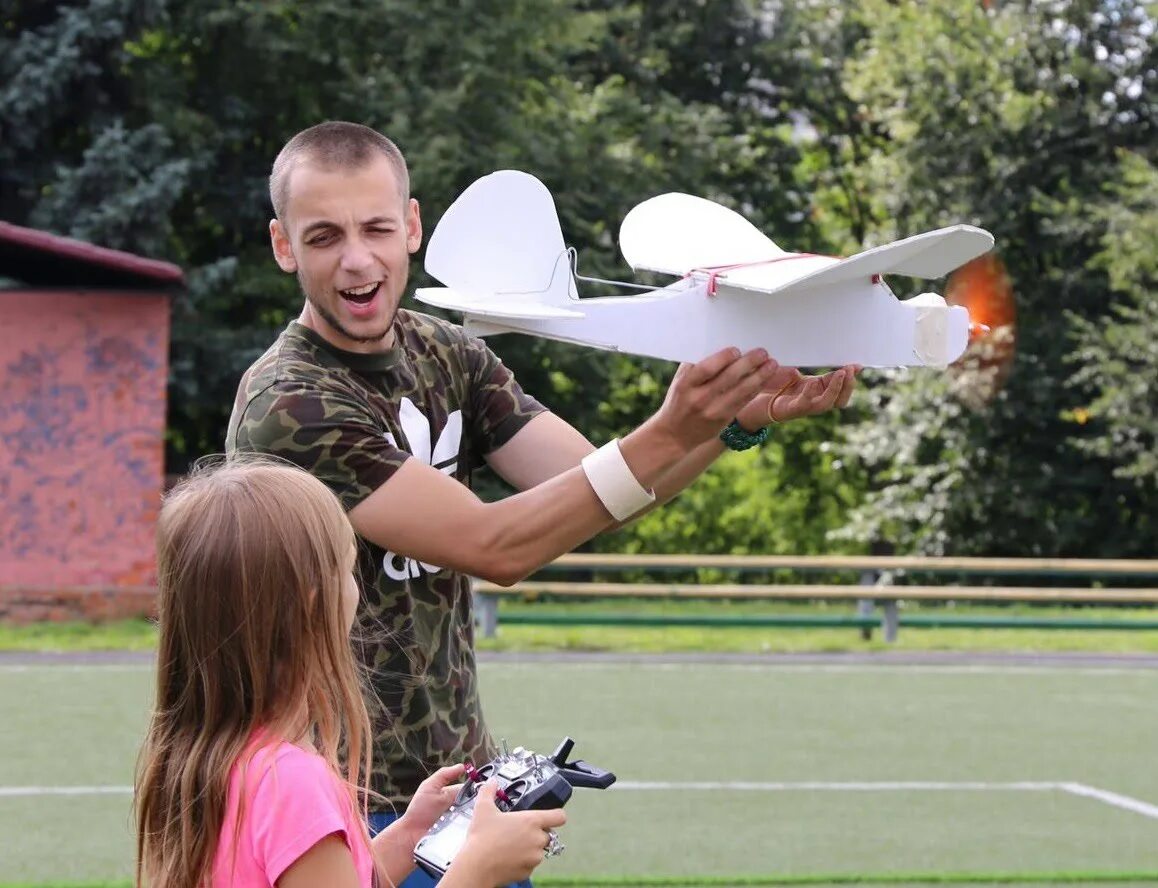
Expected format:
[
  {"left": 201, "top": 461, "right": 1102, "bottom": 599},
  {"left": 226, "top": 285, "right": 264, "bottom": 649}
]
[
  {"left": 619, "top": 192, "right": 786, "bottom": 276},
  {"left": 715, "top": 225, "right": 995, "bottom": 294},
  {"left": 414, "top": 286, "right": 583, "bottom": 320}
]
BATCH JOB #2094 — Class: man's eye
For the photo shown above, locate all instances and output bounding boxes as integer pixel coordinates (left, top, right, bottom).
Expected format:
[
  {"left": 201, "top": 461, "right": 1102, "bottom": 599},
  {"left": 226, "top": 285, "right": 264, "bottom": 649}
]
[
  {"left": 368, "top": 227, "right": 394, "bottom": 236},
  {"left": 308, "top": 233, "right": 336, "bottom": 247}
]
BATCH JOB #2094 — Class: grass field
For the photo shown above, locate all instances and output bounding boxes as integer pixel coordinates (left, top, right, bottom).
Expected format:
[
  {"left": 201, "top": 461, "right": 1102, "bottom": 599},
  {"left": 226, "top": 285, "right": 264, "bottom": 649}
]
[{"left": 1, "top": 652, "right": 1157, "bottom": 888}]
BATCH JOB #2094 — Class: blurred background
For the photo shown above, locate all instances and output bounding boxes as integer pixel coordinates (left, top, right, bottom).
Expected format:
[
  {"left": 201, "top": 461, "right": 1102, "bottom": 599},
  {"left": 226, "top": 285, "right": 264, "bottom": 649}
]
[
  {"left": 3, "top": 3, "right": 1158, "bottom": 887},
  {"left": 2, "top": 0, "right": 1154, "bottom": 564}
]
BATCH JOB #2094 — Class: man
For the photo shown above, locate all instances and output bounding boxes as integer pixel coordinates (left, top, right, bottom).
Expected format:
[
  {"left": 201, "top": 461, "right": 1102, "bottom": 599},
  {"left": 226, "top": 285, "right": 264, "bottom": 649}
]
[{"left": 226, "top": 121, "right": 857, "bottom": 879}]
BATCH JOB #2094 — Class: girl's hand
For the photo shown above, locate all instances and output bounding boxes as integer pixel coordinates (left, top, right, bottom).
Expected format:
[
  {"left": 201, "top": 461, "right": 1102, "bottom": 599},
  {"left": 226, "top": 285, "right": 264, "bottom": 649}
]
[
  {"left": 398, "top": 764, "right": 465, "bottom": 842},
  {"left": 446, "top": 780, "right": 568, "bottom": 887}
]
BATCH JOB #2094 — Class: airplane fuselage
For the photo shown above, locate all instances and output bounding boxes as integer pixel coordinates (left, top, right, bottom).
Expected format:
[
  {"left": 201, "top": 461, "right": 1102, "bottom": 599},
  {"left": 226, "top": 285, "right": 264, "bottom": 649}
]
[{"left": 451, "top": 277, "right": 970, "bottom": 369}]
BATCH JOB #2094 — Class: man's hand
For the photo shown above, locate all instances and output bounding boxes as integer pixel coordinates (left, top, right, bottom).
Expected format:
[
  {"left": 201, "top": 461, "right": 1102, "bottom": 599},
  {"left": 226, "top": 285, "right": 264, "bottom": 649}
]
[
  {"left": 648, "top": 347, "right": 780, "bottom": 453},
  {"left": 735, "top": 364, "right": 860, "bottom": 431}
]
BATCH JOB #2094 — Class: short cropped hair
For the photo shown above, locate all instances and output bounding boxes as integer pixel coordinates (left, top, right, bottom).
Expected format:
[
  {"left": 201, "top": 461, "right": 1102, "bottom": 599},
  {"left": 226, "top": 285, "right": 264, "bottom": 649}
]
[{"left": 269, "top": 121, "right": 409, "bottom": 221}]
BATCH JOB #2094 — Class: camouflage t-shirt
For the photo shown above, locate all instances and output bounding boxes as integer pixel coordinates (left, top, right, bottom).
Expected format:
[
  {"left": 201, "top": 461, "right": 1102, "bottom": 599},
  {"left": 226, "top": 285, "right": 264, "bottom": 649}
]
[{"left": 225, "top": 309, "right": 545, "bottom": 808}]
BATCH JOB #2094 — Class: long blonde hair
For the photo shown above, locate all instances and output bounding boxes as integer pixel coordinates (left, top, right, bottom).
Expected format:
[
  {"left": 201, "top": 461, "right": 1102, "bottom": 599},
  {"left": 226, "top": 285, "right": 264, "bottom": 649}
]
[{"left": 135, "top": 457, "right": 372, "bottom": 887}]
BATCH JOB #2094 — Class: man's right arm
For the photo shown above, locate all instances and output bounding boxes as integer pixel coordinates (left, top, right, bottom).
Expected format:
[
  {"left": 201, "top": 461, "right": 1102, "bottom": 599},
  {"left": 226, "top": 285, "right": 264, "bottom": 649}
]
[{"left": 348, "top": 347, "right": 779, "bottom": 585}]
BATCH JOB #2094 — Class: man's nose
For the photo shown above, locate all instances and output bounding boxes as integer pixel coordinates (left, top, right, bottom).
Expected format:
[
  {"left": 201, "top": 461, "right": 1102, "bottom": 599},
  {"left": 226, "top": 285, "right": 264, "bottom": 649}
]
[{"left": 340, "top": 236, "right": 374, "bottom": 272}]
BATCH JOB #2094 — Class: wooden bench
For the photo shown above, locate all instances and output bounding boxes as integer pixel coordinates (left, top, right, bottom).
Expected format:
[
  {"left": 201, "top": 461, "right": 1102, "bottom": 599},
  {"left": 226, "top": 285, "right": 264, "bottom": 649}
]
[{"left": 472, "top": 554, "right": 1158, "bottom": 642}]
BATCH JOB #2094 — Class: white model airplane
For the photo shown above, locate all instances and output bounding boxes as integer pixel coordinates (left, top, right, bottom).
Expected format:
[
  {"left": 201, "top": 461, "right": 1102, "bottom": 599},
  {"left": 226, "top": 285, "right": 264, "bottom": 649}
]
[{"left": 415, "top": 171, "right": 995, "bottom": 368}]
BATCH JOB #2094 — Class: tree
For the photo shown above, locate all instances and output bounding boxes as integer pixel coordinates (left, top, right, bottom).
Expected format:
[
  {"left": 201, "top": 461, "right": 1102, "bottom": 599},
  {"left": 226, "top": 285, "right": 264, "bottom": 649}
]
[
  {"left": 516, "top": 1, "right": 871, "bottom": 556},
  {"left": 1070, "top": 151, "right": 1158, "bottom": 489},
  {"left": 0, "top": 0, "right": 171, "bottom": 232},
  {"left": 828, "top": 0, "right": 1157, "bottom": 555},
  {"left": 125, "top": 0, "right": 580, "bottom": 465}
]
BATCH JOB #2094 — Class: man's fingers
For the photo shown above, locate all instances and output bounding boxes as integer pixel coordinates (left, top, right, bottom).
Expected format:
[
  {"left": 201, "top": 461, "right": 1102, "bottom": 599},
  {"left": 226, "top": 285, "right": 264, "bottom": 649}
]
[
  {"left": 767, "top": 366, "right": 802, "bottom": 393},
  {"left": 709, "top": 349, "right": 776, "bottom": 398},
  {"left": 789, "top": 372, "right": 835, "bottom": 416},
  {"left": 714, "top": 359, "right": 779, "bottom": 417},
  {"left": 681, "top": 347, "right": 743, "bottom": 387},
  {"left": 835, "top": 366, "right": 859, "bottom": 409},
  {"left": 670, "top": 350, "right": 858, "bottom": 431},
  {"left": 816, "top": 368, "right": 848, "bottom": 411},
  {"left": 810, "top": 371, "right": 841, "bottom": 412},
  {"left": 680, "top": 348, "right": 779, "bottom": 421}
]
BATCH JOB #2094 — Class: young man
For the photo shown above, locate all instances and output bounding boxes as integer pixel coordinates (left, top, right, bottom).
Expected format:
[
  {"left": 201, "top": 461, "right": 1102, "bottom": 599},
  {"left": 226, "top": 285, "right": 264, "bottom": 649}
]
[{"left": 226, "top": 121, "right": 857, "bottom": 882}]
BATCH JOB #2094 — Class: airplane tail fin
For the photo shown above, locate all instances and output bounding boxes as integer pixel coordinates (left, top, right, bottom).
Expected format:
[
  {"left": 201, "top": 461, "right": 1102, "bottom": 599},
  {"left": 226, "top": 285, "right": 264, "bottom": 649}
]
[{"left": 424, "top": 170, "right": 577, "bottom": 310}]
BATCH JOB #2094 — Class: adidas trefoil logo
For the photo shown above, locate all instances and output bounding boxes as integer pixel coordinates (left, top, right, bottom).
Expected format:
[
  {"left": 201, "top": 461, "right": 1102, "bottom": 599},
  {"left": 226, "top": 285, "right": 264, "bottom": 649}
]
[{"left": 382, "top": 397, "right": 463, "bottom": 581}]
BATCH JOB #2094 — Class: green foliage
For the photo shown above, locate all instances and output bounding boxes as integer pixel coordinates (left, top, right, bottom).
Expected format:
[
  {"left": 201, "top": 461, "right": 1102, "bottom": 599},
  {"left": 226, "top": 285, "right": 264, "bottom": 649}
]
[
  {"left": 1070, "top": 151, "right": 1158, "bottom": 485},
  {"left": 29, "top": 122, "right": 192, "bottom": 256},
  {"left": 2, "top": 0, "right": 1154, "bottom": 557},
  {"left": 827, "top": 0, "right": 1157, "bottom": 556},
  {"left": 605, "top": 413, "right": 865, "bottom": 569},
  {"left": 0, "top": 0, "right": 169, "bottom": 220}
]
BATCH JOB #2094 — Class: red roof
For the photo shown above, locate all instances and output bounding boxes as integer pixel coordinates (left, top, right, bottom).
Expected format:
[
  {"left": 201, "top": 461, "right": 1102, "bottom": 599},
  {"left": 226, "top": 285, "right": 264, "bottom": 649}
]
[{"left": 0, "top": 221, "right": 184, "bottom": 289}]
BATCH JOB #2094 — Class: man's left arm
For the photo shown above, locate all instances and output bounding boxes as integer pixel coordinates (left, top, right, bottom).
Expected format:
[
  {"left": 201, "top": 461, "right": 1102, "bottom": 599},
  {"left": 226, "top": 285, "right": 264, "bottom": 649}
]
[
  {"left": 486, "top": 363, "right": 860, "bottom": 523},
  {"left": 482, "top": 412, "right": 713, "bottom": 520}
]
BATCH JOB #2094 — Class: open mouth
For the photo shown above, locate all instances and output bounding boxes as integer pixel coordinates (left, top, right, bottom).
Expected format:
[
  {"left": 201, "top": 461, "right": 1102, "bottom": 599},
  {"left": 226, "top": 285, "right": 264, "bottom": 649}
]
[{"left": 339, "top": 281, "right": 381, "bottom": 305}]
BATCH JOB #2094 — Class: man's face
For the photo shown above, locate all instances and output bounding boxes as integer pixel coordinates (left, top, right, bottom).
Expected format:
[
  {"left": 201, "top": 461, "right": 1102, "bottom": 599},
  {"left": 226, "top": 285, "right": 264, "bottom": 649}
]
[{"left": 270, "top": 155, "right": 422, "bottom": 352}]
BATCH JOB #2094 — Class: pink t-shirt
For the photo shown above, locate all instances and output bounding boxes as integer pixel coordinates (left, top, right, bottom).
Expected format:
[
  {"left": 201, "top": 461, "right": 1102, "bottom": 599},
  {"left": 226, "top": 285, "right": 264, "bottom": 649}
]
[{"left": 211, "top": 737, "right": 376, "bottom": 887}]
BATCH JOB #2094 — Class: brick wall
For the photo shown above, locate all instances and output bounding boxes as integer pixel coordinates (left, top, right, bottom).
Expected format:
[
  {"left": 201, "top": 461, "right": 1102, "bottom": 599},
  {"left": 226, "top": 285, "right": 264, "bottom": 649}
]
[
  {"left": 0, "top": 289, "right": 169, "bottom": 595},
  {"left": 0, "top": 585, "right": 156, "bottom": 624}
]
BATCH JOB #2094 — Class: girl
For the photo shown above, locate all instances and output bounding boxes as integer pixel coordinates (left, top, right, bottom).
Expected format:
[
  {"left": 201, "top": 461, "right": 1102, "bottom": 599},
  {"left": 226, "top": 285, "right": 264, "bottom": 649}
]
[{"left": 135, "top": 459, "right": 564, "bottom": 888}]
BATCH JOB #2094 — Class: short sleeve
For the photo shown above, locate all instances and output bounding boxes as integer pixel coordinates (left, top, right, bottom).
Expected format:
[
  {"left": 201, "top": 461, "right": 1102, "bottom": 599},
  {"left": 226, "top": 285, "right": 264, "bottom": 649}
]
[
  {"left": 233, "top": 382, "right": 410, "bottom": 512},
  {"left": 248, "top": 747, "right": 359, "bottom": 884},
  {"left": 462, "top": 336, "right": 547, "bottom": 456}
]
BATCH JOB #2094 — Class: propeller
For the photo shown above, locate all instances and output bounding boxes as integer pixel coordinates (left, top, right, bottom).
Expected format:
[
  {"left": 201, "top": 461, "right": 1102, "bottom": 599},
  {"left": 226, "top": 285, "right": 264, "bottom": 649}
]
[{"left": 945, "top": 253, "right": 1016, "bottom": 408}]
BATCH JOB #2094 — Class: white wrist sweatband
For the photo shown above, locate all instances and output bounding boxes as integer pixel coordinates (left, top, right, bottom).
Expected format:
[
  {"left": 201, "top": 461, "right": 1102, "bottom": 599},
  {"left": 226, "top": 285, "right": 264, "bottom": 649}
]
[{"left": 581, "top": 439, "right": 656, "bottom": 521}]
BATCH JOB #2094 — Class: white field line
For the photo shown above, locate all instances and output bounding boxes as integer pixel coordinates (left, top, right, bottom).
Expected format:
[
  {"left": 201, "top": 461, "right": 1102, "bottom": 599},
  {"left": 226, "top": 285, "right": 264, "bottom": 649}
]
[
  {"left": 614, "top": 780, "right": 1061, "bottom": 791},
  {"left": 1060, "top": 781, "right": 1158, "bottom": 819},
  {"left": 0, "top": 664, "right": 152, "bottom": 673},
  {"left": 5, "top": 780, "right": 1157, "bottom": 819},
  {"left": 0, "top": 785, "right": 132, "bottom": 797},
  {"left": 614, "top": 780, "right": 1158, "bottom": 819}
]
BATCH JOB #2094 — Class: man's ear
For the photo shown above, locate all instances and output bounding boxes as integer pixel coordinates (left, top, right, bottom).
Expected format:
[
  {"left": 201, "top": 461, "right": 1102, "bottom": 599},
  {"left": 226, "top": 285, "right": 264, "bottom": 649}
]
[
  {"left": 270, "top": 218, "right": 298, "bottom": 273},
  {"left": 406, "top": 198, "right": 423, "bottom": 255}
]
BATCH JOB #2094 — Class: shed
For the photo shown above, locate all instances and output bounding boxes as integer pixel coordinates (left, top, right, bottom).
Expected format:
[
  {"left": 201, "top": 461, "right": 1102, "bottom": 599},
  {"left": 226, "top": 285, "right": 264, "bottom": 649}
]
[{"left": 0, "top": 221, "right": 182, "bottom": 622}]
